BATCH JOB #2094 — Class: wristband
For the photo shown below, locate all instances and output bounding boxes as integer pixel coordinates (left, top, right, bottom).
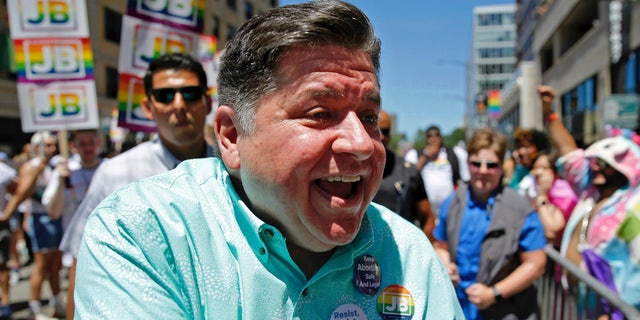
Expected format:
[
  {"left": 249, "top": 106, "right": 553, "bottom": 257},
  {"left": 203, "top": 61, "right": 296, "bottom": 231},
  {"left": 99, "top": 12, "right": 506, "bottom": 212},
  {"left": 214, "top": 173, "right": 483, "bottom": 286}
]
[
  {"left": 547, "top": 113, "right": 559, "bottom": 122},
  {"left": 492, "top": 286, "right": 503, "bottom": 302}
]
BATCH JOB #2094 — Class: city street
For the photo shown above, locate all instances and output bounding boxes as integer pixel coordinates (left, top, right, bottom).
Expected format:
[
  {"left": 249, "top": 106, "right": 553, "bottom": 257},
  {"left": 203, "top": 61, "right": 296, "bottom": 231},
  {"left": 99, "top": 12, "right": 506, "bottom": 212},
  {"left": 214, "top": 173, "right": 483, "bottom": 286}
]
[{"left": 6, "top": 263, "right": 69, "bottom": 320}]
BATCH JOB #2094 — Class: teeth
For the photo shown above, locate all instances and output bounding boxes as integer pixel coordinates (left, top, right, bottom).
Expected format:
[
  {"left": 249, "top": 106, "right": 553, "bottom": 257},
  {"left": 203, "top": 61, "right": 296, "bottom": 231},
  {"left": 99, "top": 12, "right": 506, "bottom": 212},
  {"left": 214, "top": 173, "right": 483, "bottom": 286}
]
[{"left": 323, "top": 176, "right": 361, "bottom": 182}]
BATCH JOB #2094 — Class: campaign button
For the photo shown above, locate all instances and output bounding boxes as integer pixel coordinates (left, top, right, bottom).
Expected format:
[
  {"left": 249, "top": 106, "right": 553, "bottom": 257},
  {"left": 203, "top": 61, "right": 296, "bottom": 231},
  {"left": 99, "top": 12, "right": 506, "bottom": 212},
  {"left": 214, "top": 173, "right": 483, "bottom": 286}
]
[
  {"left": 377, "top": 284, "right": 414, "bottom": 319},
  {"left": 330, "top": 303, "right": 368, "bottom": 320},
  {"left": 353, "top": 254, "right": 381, "bottom": 296}
]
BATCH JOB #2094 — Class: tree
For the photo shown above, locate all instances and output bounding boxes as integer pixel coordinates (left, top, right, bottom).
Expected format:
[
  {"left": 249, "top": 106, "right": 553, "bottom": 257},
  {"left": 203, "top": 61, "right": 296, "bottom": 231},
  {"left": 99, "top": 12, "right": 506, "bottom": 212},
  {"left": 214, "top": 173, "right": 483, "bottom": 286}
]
[
  {"left": 444, "top": 127, "right": 466, "bottom": 148},
  {"left": 388, "top": 131, "right": 406, "bottom": 154}
]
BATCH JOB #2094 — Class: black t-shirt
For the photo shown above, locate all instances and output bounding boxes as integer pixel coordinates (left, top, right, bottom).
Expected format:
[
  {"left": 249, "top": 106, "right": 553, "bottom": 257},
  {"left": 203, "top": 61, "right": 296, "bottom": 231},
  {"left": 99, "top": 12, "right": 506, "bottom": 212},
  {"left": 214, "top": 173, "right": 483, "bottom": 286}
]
[{"left": 373, "top": 149, "right": 429, "bottom": 225}]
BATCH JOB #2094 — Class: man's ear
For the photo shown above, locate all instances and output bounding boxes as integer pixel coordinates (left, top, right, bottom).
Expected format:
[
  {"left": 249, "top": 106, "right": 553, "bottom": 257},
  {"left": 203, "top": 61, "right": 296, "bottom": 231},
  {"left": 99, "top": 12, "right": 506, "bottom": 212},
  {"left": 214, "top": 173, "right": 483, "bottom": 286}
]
[
  {"left": 215, "top": 105, "right": 240, "bottom": 170},
  {"left": 140, "top": 97, "right": 156, "bottom": 121}
]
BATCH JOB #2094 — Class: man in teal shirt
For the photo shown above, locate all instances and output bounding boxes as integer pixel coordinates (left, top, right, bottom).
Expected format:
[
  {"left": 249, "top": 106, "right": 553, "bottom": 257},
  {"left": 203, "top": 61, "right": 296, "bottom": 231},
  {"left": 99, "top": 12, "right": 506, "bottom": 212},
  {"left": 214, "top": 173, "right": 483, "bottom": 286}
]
[{"left": 75, "top": 1, "right": 464, "bottom": 319}]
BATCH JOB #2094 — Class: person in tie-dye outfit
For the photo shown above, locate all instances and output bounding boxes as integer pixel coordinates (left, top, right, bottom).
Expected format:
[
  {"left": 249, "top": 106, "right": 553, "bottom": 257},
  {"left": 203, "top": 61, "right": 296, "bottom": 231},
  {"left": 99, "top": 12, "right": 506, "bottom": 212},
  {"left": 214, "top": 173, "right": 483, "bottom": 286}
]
[{"left": 539, "top": 85, "right": 640, "bottom": 314}]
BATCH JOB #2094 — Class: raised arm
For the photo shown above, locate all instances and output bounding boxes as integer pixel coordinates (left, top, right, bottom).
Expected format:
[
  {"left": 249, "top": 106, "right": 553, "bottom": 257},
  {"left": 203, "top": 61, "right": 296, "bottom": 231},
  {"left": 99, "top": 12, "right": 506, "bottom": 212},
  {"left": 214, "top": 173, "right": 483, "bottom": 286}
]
[{"left": 538, "top": 85, "right": 577, "bottom": 156}]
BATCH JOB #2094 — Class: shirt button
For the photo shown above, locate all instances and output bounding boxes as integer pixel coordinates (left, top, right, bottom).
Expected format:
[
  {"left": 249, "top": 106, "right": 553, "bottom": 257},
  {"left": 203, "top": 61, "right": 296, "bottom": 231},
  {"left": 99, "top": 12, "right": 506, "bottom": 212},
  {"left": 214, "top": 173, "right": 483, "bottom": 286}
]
[
  {"left": 259, "top": 247, "right": 266, "bottom": 255},
  {"left": 302, "top": 288, "right": 309, "bottom": 297}
]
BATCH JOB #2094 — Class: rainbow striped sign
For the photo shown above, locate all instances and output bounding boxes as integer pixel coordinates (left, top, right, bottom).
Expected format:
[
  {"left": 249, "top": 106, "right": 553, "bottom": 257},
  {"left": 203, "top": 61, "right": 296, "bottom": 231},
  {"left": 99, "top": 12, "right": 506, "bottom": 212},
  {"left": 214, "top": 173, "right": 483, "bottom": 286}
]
[
  {"left": 7, "top": 0, "right": 89, "bottom": 38},
  {"left": 127, "top": 0, "right": 205, "bottom": 33},
  {"left": 488, "top": 89, "right": 501, "bottom": 119},
  {"left": 116, "top": 73, "right": 155, "bottom": 132},
  {"left": 116, "top": 3, "right": 218, "bottom": 130},
  {"left": 197, "top": 35, "right": 217, "bottom": 88},
  {"left": 8, "top": 0, "right": 97, "bottom": 132},
  {"left": 13, "top": 37, "right": 94, "bottom": 83},
  {"left": 118, "top": 15, "right": 201, "bottom": 77},
  {"left": 17, "top": 80, "right": 99, "bottom": 132}
]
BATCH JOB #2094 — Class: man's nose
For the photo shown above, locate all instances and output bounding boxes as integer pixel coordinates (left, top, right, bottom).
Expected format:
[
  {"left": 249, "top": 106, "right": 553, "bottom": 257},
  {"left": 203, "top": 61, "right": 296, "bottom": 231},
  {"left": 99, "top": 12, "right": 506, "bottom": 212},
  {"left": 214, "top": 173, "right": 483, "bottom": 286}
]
[{"left": 332, "top": 113, "right": 376, "bottom": 160}]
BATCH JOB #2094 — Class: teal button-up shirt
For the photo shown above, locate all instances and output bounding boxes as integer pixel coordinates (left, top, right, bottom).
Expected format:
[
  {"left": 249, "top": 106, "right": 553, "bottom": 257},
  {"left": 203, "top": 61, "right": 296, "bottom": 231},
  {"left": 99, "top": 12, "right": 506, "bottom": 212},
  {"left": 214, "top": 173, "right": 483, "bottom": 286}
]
[{"left": 76, "top": 157, "right": 464, "bottom": 319}]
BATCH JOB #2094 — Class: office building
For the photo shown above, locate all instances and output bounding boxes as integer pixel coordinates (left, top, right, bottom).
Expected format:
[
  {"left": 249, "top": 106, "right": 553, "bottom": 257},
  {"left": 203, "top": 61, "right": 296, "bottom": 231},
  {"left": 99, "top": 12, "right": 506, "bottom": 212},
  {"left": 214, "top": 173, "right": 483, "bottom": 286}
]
[
  {"left": 497, "top": 0, "right": 640, "bottom": 148},
  {"left": 466, "top": 3, "right": 517, "bottom": 139}
]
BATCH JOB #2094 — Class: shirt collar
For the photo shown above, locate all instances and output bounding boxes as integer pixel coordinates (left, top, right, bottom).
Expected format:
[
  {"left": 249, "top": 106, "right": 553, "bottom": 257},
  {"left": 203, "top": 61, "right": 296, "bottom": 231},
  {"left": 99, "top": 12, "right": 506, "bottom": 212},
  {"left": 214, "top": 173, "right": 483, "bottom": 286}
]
[
  {"left": 466, "top": 188, "right": 496, "bottom": 209},
  {"left": 152, "top": 136, "right": 215, "bottom": 170}
]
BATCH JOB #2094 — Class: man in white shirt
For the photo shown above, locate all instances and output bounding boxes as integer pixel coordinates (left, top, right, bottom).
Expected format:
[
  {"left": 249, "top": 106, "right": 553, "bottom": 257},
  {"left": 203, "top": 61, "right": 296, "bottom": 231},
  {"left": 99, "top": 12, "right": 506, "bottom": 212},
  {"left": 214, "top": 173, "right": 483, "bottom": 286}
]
[
  {"left": 59, "top": 53, "right": 214, "bottom": 319},
  {"left": 405, "top": 125, "right": 470, "bottom": 215}
]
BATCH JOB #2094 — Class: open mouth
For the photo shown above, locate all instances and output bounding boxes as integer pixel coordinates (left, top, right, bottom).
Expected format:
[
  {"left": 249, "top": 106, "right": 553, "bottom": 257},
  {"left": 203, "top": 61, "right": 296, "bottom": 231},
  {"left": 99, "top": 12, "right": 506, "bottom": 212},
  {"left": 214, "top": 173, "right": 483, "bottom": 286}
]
[{"left": 315, "top": 175, "right": 361, "bottom": 199}]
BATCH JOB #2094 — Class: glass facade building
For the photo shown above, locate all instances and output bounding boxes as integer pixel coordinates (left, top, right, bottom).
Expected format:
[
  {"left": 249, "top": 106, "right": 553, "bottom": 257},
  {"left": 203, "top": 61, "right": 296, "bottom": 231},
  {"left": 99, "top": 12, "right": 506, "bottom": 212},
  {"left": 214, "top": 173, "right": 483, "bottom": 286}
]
[{"left": 466, "top": 4, "right": 517, "bottom": 137}]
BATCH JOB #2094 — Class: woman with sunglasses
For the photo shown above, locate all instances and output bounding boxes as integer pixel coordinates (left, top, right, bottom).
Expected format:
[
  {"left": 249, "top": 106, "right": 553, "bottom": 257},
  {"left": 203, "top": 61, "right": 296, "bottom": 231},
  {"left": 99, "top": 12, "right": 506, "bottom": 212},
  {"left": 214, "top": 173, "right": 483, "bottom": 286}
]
[{"left": 433, "top": 127, "right": 547, "bottom": 320}]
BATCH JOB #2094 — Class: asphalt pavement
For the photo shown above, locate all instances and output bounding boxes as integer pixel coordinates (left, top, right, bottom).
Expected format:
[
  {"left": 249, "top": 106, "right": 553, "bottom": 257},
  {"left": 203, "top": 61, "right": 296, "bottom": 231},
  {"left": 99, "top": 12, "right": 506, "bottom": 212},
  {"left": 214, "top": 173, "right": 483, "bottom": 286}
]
[{"left": 6, "top": 263, "right": 69, "bottom": 320}]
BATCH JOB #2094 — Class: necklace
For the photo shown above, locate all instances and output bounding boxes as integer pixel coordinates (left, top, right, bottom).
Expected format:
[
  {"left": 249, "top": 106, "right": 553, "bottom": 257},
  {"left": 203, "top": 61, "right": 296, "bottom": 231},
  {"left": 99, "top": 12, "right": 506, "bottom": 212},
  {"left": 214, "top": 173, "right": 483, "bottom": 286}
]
[{"left": 578, "top": 200, "right": 598, "bottom": 252}]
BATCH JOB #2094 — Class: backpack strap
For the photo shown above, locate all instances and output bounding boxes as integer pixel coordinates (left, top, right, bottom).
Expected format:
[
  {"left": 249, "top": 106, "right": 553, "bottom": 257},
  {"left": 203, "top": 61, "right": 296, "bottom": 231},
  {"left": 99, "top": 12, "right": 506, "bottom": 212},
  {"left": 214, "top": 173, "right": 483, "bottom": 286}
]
[{"left": 446, "top": 147, "right": 461, "bottom": 187}]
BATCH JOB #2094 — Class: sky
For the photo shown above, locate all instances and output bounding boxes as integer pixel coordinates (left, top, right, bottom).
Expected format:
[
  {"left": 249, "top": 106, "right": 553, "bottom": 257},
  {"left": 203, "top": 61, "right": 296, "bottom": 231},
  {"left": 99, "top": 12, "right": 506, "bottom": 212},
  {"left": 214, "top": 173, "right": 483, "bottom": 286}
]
[{"left": 278, "top": 0, "right": 514, "bottom": 141}]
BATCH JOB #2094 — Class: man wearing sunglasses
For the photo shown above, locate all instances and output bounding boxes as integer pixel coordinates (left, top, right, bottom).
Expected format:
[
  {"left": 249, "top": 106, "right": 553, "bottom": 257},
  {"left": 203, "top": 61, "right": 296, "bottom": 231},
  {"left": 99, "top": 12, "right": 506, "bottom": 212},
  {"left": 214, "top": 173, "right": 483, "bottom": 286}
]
[
  {"left": 405, "top": 125, "right": 470, "bottom": 217},
  {"left": 59, "top": 52, "right": 214, "bottom": 319},
  {"left": 540, "top": 85, "right": 640, "bottom": 313}
]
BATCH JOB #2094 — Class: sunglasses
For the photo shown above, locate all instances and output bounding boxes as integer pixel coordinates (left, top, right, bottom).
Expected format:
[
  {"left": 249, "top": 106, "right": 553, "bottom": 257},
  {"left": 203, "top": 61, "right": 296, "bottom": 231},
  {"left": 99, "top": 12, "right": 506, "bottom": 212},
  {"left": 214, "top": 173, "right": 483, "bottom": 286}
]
[
  {"left": 470, "top": 160, "right": 501, "bottom": 169},
  {"left": 149, "top": 86, "right": 205, "bottom": 104}
]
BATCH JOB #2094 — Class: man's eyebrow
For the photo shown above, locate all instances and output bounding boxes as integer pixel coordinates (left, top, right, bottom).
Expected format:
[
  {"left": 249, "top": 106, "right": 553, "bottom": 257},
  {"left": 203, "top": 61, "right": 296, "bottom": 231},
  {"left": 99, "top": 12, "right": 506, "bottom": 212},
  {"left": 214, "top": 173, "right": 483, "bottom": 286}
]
[
  {"left": 307, "top": 89, "right": 380, "bottom": 103},
  {"left": 364, "top": 91, "right": 381, "bottom": 104}
]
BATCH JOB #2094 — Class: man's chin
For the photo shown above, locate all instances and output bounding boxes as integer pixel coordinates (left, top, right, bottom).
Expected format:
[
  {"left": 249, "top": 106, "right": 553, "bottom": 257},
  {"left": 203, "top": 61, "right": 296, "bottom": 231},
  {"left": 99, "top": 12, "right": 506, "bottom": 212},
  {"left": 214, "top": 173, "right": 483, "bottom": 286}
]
[{"left": 322, "top": 226, "right": 360, "bottom": 247}]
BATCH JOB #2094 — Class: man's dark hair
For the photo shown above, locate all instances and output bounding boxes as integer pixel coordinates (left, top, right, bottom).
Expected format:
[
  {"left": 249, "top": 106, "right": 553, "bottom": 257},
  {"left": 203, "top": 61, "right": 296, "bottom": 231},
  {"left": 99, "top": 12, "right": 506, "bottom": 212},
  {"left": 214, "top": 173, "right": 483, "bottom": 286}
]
[
  {"left": 70, "top": 129, "right": 99, "bottom": 141},
  {"left": 217, "top": 0, "right": 381, "bottom": 133},
  {"left": 143, "top": 53, "right": 208, "bottom": 97},
  {"left": 531, "top": 130, "right": 550, "bottom": 153},
  {"left": 426, "top": 125, "right": 441, "bottom": 136},
  {"left": 514, "top": 127, "right": 550, "bottom": 153}
]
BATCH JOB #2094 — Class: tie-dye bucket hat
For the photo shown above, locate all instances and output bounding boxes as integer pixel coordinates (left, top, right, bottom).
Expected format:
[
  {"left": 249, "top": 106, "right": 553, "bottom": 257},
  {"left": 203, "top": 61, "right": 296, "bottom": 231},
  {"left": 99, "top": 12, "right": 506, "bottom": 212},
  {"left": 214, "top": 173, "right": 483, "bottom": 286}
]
[{"left": 585, "top": 136, "right": 640, "bottom": 187}]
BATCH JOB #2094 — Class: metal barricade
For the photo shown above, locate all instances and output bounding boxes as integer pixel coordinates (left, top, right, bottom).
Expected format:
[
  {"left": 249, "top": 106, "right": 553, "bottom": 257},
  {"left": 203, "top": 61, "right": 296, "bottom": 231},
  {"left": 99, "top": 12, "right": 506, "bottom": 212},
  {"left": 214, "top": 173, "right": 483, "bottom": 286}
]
[{"left": 537, "top": 245, "right": 640, "bottom": 320}]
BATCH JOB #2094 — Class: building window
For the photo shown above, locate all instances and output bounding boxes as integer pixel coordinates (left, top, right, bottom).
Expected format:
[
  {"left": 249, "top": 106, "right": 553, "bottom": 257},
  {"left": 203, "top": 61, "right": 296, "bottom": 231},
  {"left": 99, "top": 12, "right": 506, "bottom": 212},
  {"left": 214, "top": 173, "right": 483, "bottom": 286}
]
[
  {"left": 226, "top": 24, "right": 236, "bottom": 41},
  {"left": 0, "top": 33, "right": 11, "bottom": 73},
  {"left": 561, "top": 75, "right": 597, "bottom": 127},
  {"left": 477, "top": 12, "right": 514, "bottom": 27},
  {"left": 104, "top": 7, "right": 122, "bottom": 44},
  {"left": 106, "top": 66, "right": 119, "bottom": 99},
  {"left": 227, "top": 0, "right": 236, "bottom": 10},
  {"left": 624, "top": 52, "right": 637, "bottom": 94},
  {"left": 478, "top": 47, "right": 515, "bottom": 59},
  {"left": 245, "top": 2, "right": 254, "bottom": 20},
  {"left": 611, "top": 50, "right": 640, "bottom": 94}
]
